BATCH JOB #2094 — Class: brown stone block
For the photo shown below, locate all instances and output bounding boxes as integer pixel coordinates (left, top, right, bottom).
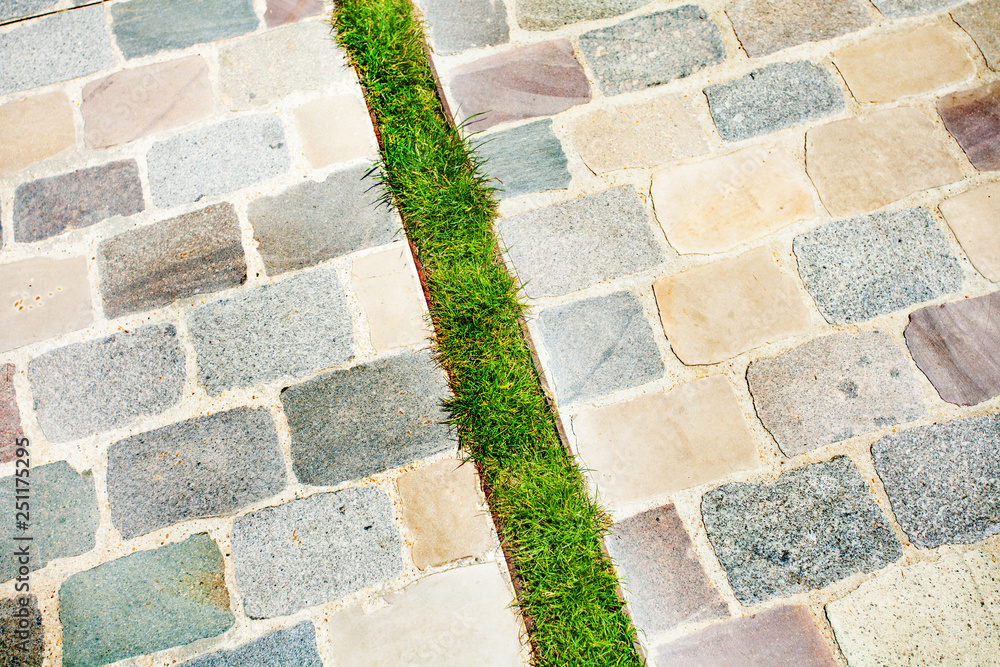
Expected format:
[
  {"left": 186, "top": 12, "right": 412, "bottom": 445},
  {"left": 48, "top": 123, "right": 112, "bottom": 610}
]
[{"left": 938, "top": 81, "right": 1000, "bottom": 171}]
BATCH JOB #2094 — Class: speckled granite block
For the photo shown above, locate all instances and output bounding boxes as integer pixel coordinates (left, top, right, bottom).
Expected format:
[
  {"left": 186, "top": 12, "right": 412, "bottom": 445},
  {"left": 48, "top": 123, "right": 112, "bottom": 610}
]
[
  {"left": 264, "top": 0, "right": 323, "bottom": 26},
  {"left": 182, "top": 622, "right": 323, "bottom": 667},
  {"left": 726, "top": 0, "right": 872, "bottom": 57},
  {"left": 516, "top": 0, "right": 646, "bottom": 30},
  {"left": 0, "top": 365, "right": 20, "bottom": 464},
  {"left": 111, "top": 0, "right": 258, "bottom": 59},
  {"left": 872, "top": 0, "right": 963, "bottom": 17},
  {"left": 0, "top": 596, "right": 42, "bottom": 667},
  {"left": 953, "top": 0, "right": 1000, "bottom": 70},
  {"left": 938, "top": 82, "right": 1000, "bottom": 171},
  {"left": 1, "top": 0, "right": 53, "bottom": 23},
  {"left": 475, "top": 119, "right": 570, "bottom": 199},
  {"left": 422, "top": 0, "right": 509, "bottom": 54}
]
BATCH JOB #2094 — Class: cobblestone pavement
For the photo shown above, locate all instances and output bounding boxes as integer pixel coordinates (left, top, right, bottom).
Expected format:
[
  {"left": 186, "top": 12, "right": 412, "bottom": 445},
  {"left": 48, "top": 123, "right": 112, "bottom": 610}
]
[
  {"left": 0, "top": 1, "right": 528, "bottom": 665},
  {"left": 421, "top": 0, "right": 1000, "bottom": 663}
]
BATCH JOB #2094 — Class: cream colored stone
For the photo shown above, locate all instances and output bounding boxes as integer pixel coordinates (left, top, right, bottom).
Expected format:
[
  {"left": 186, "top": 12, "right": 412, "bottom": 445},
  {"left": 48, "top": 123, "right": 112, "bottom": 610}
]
[
  {"left": 834, "top": 24, "right": 975, "bottom": 103},
  {"left": 573, "top": 375, "right": 760, "bottom": 510},
  {"left": 939, "top": 182, "right": 1000, "bottom": 281},
  {"left": 651, "top": 146, "right": 817, "bottom": 255},
  {"left": 0, "top": 92, "right": 74, "bottom": 176},
  {"left": 0, "top": 257, "right": 93, "bottom": 353},
  {"left": 806, "top": 107, "right": 964, "bottom": 217},
  {"left": 352, "top": 246, "right": 432, "bottom": 353},
  {"left": 294, "top": 94, "right": 376, "bottom": 168}
]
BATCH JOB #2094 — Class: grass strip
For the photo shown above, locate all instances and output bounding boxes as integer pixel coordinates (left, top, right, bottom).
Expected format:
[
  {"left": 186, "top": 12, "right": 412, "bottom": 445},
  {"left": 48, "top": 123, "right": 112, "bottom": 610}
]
[{"left": 333, "top": 1, "right": 643, "bottom": 664}]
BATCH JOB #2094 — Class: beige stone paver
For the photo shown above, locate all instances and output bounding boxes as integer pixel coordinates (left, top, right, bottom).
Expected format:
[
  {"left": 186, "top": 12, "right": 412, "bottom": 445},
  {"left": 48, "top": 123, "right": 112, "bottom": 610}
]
[
  {"left": 0, "top": 92, "right": 74, "bottom": 176},
  {"left": 0, "top": 257, "right": 92, "bottom": 353},
  {"left": 294, "top": 94, "right": 377, "bottom": 168},
  {"left": 352, "top": 246, "right": 433, "bottom": 353},
  {"left": 939, "top": 182, "right": 1000, "bottom": 281}
]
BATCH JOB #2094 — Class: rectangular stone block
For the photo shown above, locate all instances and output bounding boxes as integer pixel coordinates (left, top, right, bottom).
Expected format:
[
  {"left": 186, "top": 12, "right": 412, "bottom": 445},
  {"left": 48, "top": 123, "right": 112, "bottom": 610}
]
[
  {"left": 516, "top": 0, "right": 645, "bottom": 30},
  {"left": 1, "top": 0, "right": 56, "bottom": 23},
  {"left": 475, "top": 118, "right": 570, "bottom": 199},
  {"left": 182, "top": 622, "right": 323, "bottom": 667},
  {"left": 0, "top": 365, "right": 20, "bottom": 464},
  {"left": 872, "top": 0, "right": 962, "bottom": 17},
  {"left": 351, "top": 246, "right": 432, "bottom": 353},
  {"left": 940, "top": 182, "right": 1000, "bottom": 281},
  {"left": 726, "top": 0, "right": 872, "bottom": 57},
  {"left": 937, "top": 81, "right": 1000, "bottom": 171},
  {"left": 264, "top": 0, "right": 323, "bottom": 26},
  {"left": 953, "top": 0, "right": 1000, "bottom": 70},
  {"left": 0, "top": 596, "right": 42, "bottom": 666},
  {"left": 1, "top": 256, "right": 93, "bottom": 353},
  {"left": 293, "top": 94, "right": 376, "bottom": 168},
  {"left": 420, "top": 0, "right": 508, "bottom": 54},
  {"left": 0, "top": 92, "right": 75, "bottom": 177},
  {"left": 111, "top": 0, "right": 258, "bottom": 59}
]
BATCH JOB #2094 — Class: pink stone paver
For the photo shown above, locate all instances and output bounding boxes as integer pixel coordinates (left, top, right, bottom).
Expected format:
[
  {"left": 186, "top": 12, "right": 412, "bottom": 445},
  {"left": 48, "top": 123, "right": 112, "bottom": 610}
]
[{"left": 937, "top": 81, "right": 1000, "bottom": 171}]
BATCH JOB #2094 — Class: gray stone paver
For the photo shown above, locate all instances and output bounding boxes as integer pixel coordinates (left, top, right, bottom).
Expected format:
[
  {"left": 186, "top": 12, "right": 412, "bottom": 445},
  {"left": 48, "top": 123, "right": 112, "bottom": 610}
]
[
  {"left": 181, "top": 622, "right": 323, "bottom": 667},
  {"left": 515, "top": 0, "right": 646, "bottom": 30},
  {"left": 0, "top": 364, "right": 20, "bottom": 463},
  {"left": 475, "top": 118, "right": 570, "bottom": 199},
  {"left": 952, "top": 0, "right": 1000, "bottom": 70},
  {"left": 726, "top": 0, "right": 872, "bottom": 57},
  {"left": 0, "top": 596, "right": 43, "bottom": 665},
  {"left": 420, "top": 0, "right": 509, "bottom": 54},
  {"left": 871, "top": 0, "right": 964, "bottom": 17},
  {"left": 111, "top": 0, "right": 258, "bottom": 59}
]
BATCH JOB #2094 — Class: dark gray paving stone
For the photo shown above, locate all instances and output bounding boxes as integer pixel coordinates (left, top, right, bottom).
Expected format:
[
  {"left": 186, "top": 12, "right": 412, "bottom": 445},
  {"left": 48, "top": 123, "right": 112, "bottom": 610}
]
[
  {"left": 283, "top": 350, "right": 454, "bottom": 486},
  {"left": 60, "top": 533, "right": 233, "bottom": 667},
  {"left": 872, "top": 0, "right": 963, "bottom": 17},
  {"left": 0, "top": 364, "right": 21, "bottom": 464},
  {"left": 748, "top": 331, "right": 926, "bottom": 456},
  {"left": 0, "top": 595, "right": 42, "bottom": 667},
  {"left": 872, "top": 413, "right": 1000, "bottom": 548},
  {"left": 726, "top": 0, "right": 872, "bottom": 57},
  {"left": 579, "top": 7, "right": 725, "bottom": 96},
  {"left": 422, "top": 0, "right": 509, "bottom": 54},
  {"left": 249, "top": 164, "right": 399, "bottom": 276},
  {"left": 111, "top": 0, "right": 258, "bottom": 59},
  {"left": 537, "top": 291, "right": 664, "bottom": 404},
  {"left": 232, "top": 488, "right": 403, "bottom": 618},
  {"left": 187, "top": 266, "right": 353, "bottom": 393},
  {"left": 147, "top": 115, "right": 290, "bottom": 208},
  {"left": 937, "top": 81, "right": 1000, "bottom": 172},
  {"left": 516, "top": 0, "right": 647, "bottom": 30},
  {"left": 28, "top": 323, "right": 185, "bottom": 443},
  {"left": 107, "top": 408, "right": 286, "bottom": 540},
  {"left": 793, "top": 207, "right": 964, "bottom": 324},
  {"left": 705, "top": 61, "right": 844, "bottom": 142},
  {"left": 13, "top": 160, "right": 144, "bottom": 243},
  {"left": 181, "top": 622, "right": 322, "bottom": 667},
  {"left": 702, "top": 456, "right": 902, "bottom": 604},
  {"left": 475, "top": 119, "right": 570, "bottom": 199},
  {"left": 264, "top": 0, "right": 323, "bottom": 27},
  {"left": 953, "top": 0, "right": 1000, "bottom": 70},
  {"left": 905, "top": 292, "right": 1000, "bottom": 406},
  {"left": 498, "top": 186, "right": 666, "bottom": 299}
]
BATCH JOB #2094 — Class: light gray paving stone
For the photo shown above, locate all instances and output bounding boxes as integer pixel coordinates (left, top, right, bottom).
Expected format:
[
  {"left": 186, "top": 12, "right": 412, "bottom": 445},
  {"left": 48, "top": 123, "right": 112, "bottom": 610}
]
[
  {"left": 516, "top": 0, "right": 647, "bottom": 30},
  {"left": 475, "top": 119, "right": 570, "bottom": 199},
  {"left": 872, "top": 0, "right": 963, "bottom": 17},
  {"left": 0, "top": 0, "right": 54, "bottom": 23},
  {"left": 0, "top": 595, "right": 42, "bottom": 666},
  {"left": 181, "top": 622, "right": 322, "bottom": 667},
  {"left": 726, "top": 0, "right": 872, "bottom": 57},
  {"left": 953, "top": 0, "right": 1000, "bottom": 70},
  {"left": 421, "top": 0, "right": 509, "bottom": 54},
  {"left": 0, "top": 364, "right": 20, "bottom": 464},
  {"left": 111, "top": 0, "right": 258, "bottom": 59}
]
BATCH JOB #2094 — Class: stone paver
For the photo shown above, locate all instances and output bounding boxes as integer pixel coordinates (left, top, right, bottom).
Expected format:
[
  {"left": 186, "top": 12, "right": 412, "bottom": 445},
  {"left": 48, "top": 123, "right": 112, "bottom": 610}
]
[
  {"left": 515, "top": 0, "right": 644, "bottom": 30},
  {"left": 572, "top": 375, "right": 759, "bottom": 509},
  {"left": 939, "top": 182, "right": 1000, "bottom": 281},
  {"left": 264, "top": 0, "right": 323, "bottom": 27},
  {"left": 182, "top": 622, "right": 323, "bottom": 667},
  {"left": 702, "top": 456, "right": 902, "bottom": 604},
  {"left": 653, "top": 247, "right": 812, "bottom": 365},
  {"left": 0, "top": 92, "right": 75, "bottom": 177},
  {"left": 294, "top": 94, "right": 376, "bottom": 168},
  {"left": 232, "top": 488, "right": 403, "bottom": 618},
  {"left": 282, "top": 350, "right": 454, "bottom": 486},
  {"left": 937, "top": 81, "right": 1000, "bottom": 171},
  {"left": 726, "top": 0, "right": 872, "bottom": 57},
  {"left": 578, "top": 8, "right": 725, "bottom": 96},
  {"left": 1, "top": 256, "right": 93, "bottom": 353},
  {"left": 1, "top": 0, "right": 55, "bottom": 23},
  {"left": 421, "top": 0, "right": 509, "bottom": 54},
  {"left": 111, "top": 0, "right": 258, "bottom": 59},
  {"left": 476, "top": 119, "right": 570, "bottom": 199},
  {"left": 0, "top": 364, "right": 20, "bottom": 463},
  {"left": 793, "top": 207, "right": 963, "bottom": 324},
  {"left": 351, "top": 247, "right": 432, "bottom": 353},
  {"left": 0, "top": 596, "right": 42, "bottom": 666},
  {"left": 871, "top": 0, "right": 963, "bottom": 17},
  {"left": 651, "top": 146, "right": 817, "bottom": 254},
  {"left": 747, "top": 331, "right": 926, "bottom": 456},
  {"left": 952, "top": 0, "right": 1000, "bottom": 70}
]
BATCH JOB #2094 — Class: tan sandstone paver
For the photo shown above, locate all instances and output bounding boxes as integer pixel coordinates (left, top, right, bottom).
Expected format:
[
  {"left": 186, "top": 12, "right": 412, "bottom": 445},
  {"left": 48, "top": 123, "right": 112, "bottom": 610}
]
[
  {"left": 0, "top": 92, "right": 74, "bottom": 176},
  {"left": 0, "top": 257, "right": 93, "bottom": 353},
  {"left": 939, "top": 182, "right": 1000, "bottom": 281},
  {"left": 352, "top": 246, "right": 433, "bottom": 353},
  {"left": 294, "top": 94, "right": 377, "bottom": 168}
]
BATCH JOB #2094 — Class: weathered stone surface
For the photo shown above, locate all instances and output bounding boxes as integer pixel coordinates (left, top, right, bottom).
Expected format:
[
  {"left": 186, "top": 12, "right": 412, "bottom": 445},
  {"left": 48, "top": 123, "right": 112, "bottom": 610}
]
[
  {"left": 573, "top": 375, "right": 759, "bottom": 509},
  {"left": 654, "top": 247, "right": 812, "bottom": 365},
  {"left": 748, "top": 332, "right": 926, "bottom": 456},
  {"left": 706, "top": 61, "right": 844, "bottom": 141},
  {"left": 793, "top": 207, "right": 963, "bottom": 324},
  {"left": 726, "top": 0, "right": 872, "bottom": 57},
  {"left": 327, "top": 564, "right": 523, "bottom": 666},
  {"left": 702, "top": 456, "right": 902, "bottom": 604},
  {"left": 0, "top": 0, "right": 53, "bottom": 23},
  {"left": 0, "top": 365, "right": 20, "bottom": 464},
  {"left": 0, "top": 5, "right": 113, "bottom": 95},
  {"left": 187, "top": 266, "right": 353, "bottom": 393},
  {"left": 232, "top": 488, "right": 403, "bottom": 618},
  {"left": 111, "top": 0, "right": 258, "bottom": 59},
  {"left": 107, "top": 409, "right": 286, "bottom": 540},
  {"left": 60, "top": 533, "right": 233, "bottom": 666},
  {"left": 516, "top": 0, "right": 645, "bottom": 30},
  {"left": 871, "top": 0, "right": 963, "bottom": 17},
  {"left": 283, "top": 351, "right": 454, "bottom": 486},
  {"left": 422, "top": 0, "right": 509, "bottom": 54},
  {"left": 0, "top": 92, "right": 74, "bottom": 176},
  {"left": 448, "top": 39, "right": 591, "bottom": 131},
  {"left": 940, "top": 182, "right": 1000, "bottom": 281},
  {"left": 264, "top": 0, "right": 323, "bottom": 26},
  {"left": 0, "top": 596, "right": 42, "bottom": 666},
  {"left": 82, "top": 56, "right": 214, "bottom": 149},
  {"left": 351, "top": 246, "right": 432, "bottom": 353},
  {"left": 651, "top": 146, "right": 816, "bottom": 254},
  {"left": 938, "top": 81, "right": 1000, "bottom": 171},
  {"left": 249, "top": 164, "right": 399, "bottom": 275},
  {"left": 182, "top": 622, "right": 323, "bottom": 667},
  {"left": 397, "top": 458, "right": 495, "bottom": 569},
  {"left": 147, "top": 114, "right": 290, "bottom": 207},
  {"left": 28, "top": 323, "right": 185, "bottom": 442},
  {"left": 294, "top": 95, "right": 376, "bottom": 168},
  {"left": 953, "top": 0, "right": 1000, "bottom": 70},
  {"left": 579, "top": 7, "right": 725, "bottom": 96},
  {"left": 498, "top": 186, "right": 666, "bottom": 299},
  {"left": 98, "top": 202, "right": 247, "bottom": 318},
  {"left": 476, "top": 119, "right": 570, "bottom": 199},
  {"left": 1, "top": 257, "right": 93, "bottom": 354},
  {"left": 537, "top": 292, "right": 664, "bottom": 404}
]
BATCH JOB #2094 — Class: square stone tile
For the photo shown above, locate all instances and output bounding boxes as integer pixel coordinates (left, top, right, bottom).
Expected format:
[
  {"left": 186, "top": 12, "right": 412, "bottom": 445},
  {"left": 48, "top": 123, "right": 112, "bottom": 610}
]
[
  {"left": 515, "top": 0, "right": 645, "bottom": 30},
  {"left": 939, "top": 182, "right": 1000, "bottom": 281},
  {"left": 264, "top": 0, "right": 323, "bottom": 27},
  {"left": 952, "top": 0, "right": 1000, "bottom": 70},
  {"left": 111, "top": 0, "right": 258, "bottom": 59},
  {"left": 1, "top": 256, "right": 93, "bottom": 353},
  {"left": 293, "top": 94, "right": 376, "bottom": 168},
  {"left": 0, "top": 92, "right": 74, "bottom": 177},
  {"left": 421, "top": 0, "right": 509, "bottom": 55},
  {"left": 0, "top": 364, "right": 20, "bottom": 464},
  {"left": 871, "top": 0, "right": 963, "bottom": 17},
  {"left": 726, "top": 0, "right": 872, "bottom": 57},
  {"left": 937, "top": 81, "right": 1000, "bottom": 171},
  {"left": 182, "top": 622, "right": 323, "bottom": 667},
  {"left": 351, "top": 246, "right": 432, "bottom": 353},
  {"left": 475, "top": 119, "right": 570, "bottom": 199}
]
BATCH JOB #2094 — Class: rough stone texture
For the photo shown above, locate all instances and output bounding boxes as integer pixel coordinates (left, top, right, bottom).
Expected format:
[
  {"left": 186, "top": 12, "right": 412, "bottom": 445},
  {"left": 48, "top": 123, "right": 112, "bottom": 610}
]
[
  {"left": 0, "top": 365, "right": 20, "bottom": 464},
  {"left": 147, "top": 114, "right": 290, "bottom": 207},
  {"left": 654, "top": 605, "right": 838, "bottom": 666},
  {"left": 111, "top": 0, "right": 258, "bottom": 59},
  {"left": 294, "top": 95, "right": 376, "bottom": 168},
  {"left": 187, "top": 266, "right": 353, "bottom": 393},
  {"left": 181, "top": 622, "right": 323, "bottom": 667},
  {"left": 747, "top": 331, "right": 926, "bottom": 456},
  {"left": 448, "top": 39, "right": 591, "bottom": 131},
  {"left": 249, "top": 164, "right": 399, "bottom": 275},
  {"left": 327, "top": 564, "right": 523, "bottom": 666},
  {"left": 28, "top": 323, "right": 185, "bottom": 443},
  {"left": 651, "top": 146, "right": 816, "bottom": 254},
  {"left": 82, "top": 56, "right": 215, "bottom": 149},
  {"left": 107, "top": 408, "right": 286, "bottom": 540},
  {"left": 834, "top": 25, "right": 975, "bottom": 103},
  {"left": 264, "top": 0, "right": 323, "bottom": 26},
  {"left": 793, "top": 207, "right": 963, "bottom": 324},
  {"left": 726, "top": 0, "right": 872, "bottom": 57},
  {"left": 422, "top": 0, "right": 509, "bottom": 54},
  {"left": 516, "top": 0, "right": 645, "bottom": 30},
  {"left": 606, "top": 505, "right": 727, "bottom": 636},
  {"left": 0, "top": 92, "right": 75, "bottom": 177},
  {"left": 827, "top": 552, "right": 1000, "bottom": 666},
  {"left": 397, "top": 458, "right": 495, "bottom": 569},
  {"left": 0, "top": 595, "right": 42, "bottom": 666},
  {"left": 872, "top": 414, "right": 1000, "bottom": 548},
  {"left": 806, "top": 107, "right": 964, "bottom": 216},
  {"left": 573, "top": 375, "right": 760, "bottom": 509},
  {"left": 1, "top": 257, "right": 93, "bottom": 354},
  {"left": 351, "top": 246, "right": 432, "bottom": 353},
  {"left": 0, "top": 5, "right": 113, "bottom": 95},
  {"left": 871, "top": 0, "right": 963, "bottom": 17},
  {"left": 475, "top": 119, "right": 571, "bottom": 199},
  {"left": 282, "top": 351, "right": 454, "bottom": 486},
  {"left": 13, "top": 161, "right": 145, "bottom": 243},
  {"left": 0, "top": 0, "right": 54, "bottom": 23},
  {"left": 940, "top": 182, "right": 1000, "bottom": 281},
  {"left": 537, "top": 292, "right": 664, "bottom": 404},
  {"left": 953, "top": 0, "right": 1000, "bottom": 70},
  {"left": 498, "top": 186, "right": 666, "bottom": 299},
  {"left": 578, "top": 8, "right": 726, "bottom": 96},
  {"left": 706, "top": 61, "right": 844, "bottom": 141},
  {"left": 98, "top": 202, "right": 247, "bottom": 318},
  {"left": 232, "top": 488, "right": 403, "bottom": 618},
  {"left": 702, "top": 456, "right": 902, "bottom": 604},
  {"left": 653, "top": 247, "right": 812, "bottom": 365},
  {"left": 59, "top": 533, "right": 233, "bottom": 667},
  {"left": 937, "top": 82, "right": 1000, "bottom": 171}
]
